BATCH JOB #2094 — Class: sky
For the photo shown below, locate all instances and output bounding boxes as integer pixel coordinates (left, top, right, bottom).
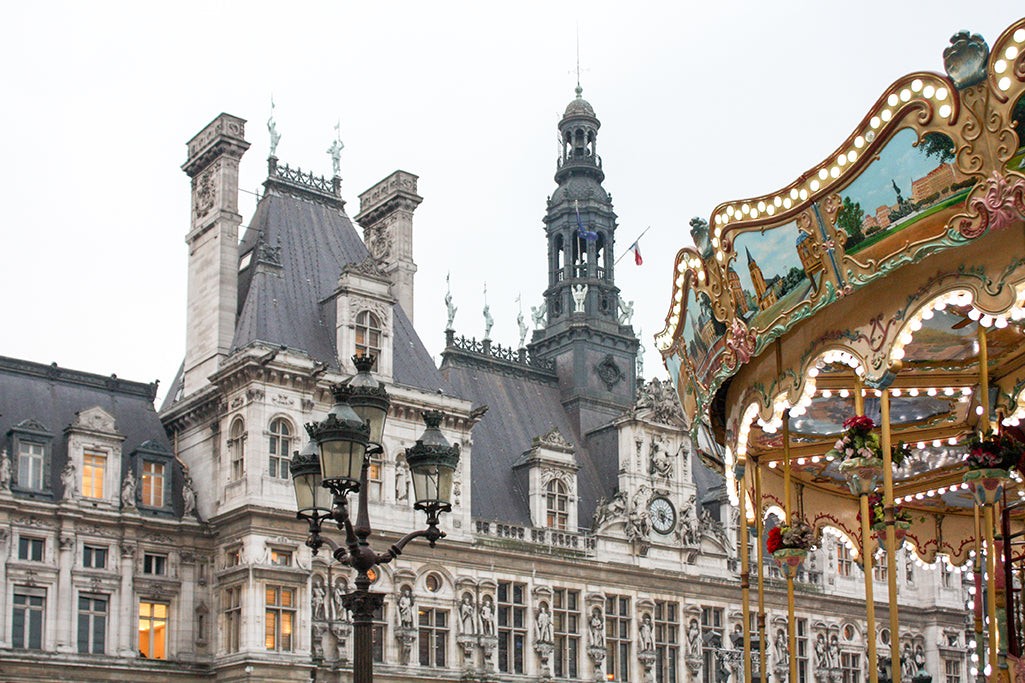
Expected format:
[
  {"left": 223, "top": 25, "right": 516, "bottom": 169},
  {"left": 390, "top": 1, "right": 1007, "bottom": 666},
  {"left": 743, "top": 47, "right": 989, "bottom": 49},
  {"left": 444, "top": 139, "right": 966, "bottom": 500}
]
[{"left": 2, "top": 2, "right": 1021, "bottom": 406}]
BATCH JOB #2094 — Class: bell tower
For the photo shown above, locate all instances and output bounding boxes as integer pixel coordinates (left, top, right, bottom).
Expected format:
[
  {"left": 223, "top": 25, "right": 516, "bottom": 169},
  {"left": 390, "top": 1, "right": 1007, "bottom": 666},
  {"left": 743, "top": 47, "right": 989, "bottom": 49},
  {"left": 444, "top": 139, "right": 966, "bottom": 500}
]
[{"left": 529, "top": 87, "right": 638, "bottom": 435}]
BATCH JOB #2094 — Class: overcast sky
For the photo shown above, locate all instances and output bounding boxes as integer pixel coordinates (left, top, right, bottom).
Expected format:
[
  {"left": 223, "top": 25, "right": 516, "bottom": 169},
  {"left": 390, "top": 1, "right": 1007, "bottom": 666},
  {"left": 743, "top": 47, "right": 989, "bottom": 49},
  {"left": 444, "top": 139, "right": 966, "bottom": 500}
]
[{"left": 2, "top": 2, "right": 1020, "bottom": 405}]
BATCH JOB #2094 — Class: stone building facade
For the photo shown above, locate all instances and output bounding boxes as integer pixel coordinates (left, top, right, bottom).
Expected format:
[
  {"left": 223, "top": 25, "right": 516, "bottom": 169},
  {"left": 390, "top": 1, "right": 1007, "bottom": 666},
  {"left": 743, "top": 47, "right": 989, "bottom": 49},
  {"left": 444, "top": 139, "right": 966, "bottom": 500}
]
[{"left": 0, "top": 93, "right": 970, "bottom": 683}]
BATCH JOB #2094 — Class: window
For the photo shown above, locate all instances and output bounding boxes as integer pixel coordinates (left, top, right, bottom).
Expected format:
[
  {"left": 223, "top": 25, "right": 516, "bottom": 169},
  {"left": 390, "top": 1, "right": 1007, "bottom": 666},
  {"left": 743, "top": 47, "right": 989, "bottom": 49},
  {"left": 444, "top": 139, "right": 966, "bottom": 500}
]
[
  {"left": 654, "top": 600, "right": 679, "bottom": 683},
  {"left": 270, "top": 549, "right": 291, "bottom": 566},
  {"left": 498, "top": 581, "right": 526, "bottom": 673},
  {"left": 228, "top": 418, "right": 246, "bottom": 481},
  {"left": 224, "top": 586, "right": 242, "bottom": 653},
  {"left": 143, "top": 553, "right": 167, "bottom": 576},
  {"left": 424, "top": 572, "right": 441, "bottom": 592},
  {"left": 12, "top": 587, "right": 45, "bottom": 650},
  {"left": 18, "top": 441, "right": 45, "bottom": 490},
  {"left": 226, "top": 547, "right": 242, "bottom": 567},
  {"left": 553, "top": 588, "right": 579, "bottom": 679},
  {"left": 268, "top": 418, "right": 292, "bottom": 480},
  {"left": 842, "top": 651, "right": 861, "bottom": 683},
  {"left": 418, "top": 608, "right": 448, "bottom": 668},
  {"left": 945, "top": 658, "right": 962, "bottom": 683},
  {"left": 836, "top": 544, "right": 853, "bottom": 577},
  {"left": 367, "top": 449, "right": 382, "bottom": 500},
  {"left": 373, "top": 604, "right": 387, "bottom": 664},
  {"left": 607, "top": 595, "right": 632, "bottom": 682},
  {"left": 873, "top": 563, "right": 887, "bottom": 582},
  {"left": 78, "top": 594, "right": 107, "bottom": 654},
  {"left": 82, "top": 451, "right": 106, "bottom": 498},
  {"left": 797, "top": 618, "right": 809, "bottom": 683},
  {"left": 83, "top": 545, "right": 107, "bottom": 569},
  {"left": 18, "top": 536, "right": 44, "bottom": 562},
  {"left": 701, "top": 607, "right": 723, "bottom": 683},
  {"left": 546, "top": 479, "right": 569, "bottom": 530},
  {"left": 355, "top": 311, "right": 382, "bottom": 359},
  {"left": 142, "top": 461, "right": 165, "bottom": 507},
  {"left": 941, "top": 564, "right": 953, "bottom": 589},
  {"left": 265, "top": 585, "right": 295, "bottom": 651},
  {"left": 139, "top": 601, "right": 168, "bottom": 659}
]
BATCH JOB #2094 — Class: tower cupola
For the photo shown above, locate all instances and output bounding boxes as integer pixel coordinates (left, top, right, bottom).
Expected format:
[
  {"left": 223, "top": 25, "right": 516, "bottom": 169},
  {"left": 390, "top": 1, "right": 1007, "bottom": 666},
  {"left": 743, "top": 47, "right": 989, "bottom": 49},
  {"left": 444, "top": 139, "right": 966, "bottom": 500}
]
[{"left": 556, "top": 85, "right": 604, "bottom": 185}]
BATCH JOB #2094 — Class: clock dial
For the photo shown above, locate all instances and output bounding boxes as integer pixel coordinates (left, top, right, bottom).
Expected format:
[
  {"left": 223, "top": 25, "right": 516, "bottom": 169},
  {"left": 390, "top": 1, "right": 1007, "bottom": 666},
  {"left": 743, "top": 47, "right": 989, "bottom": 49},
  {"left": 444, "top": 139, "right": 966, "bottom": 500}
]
[{"left": 648, "top": 496, "right": 676, "bottom": 534}]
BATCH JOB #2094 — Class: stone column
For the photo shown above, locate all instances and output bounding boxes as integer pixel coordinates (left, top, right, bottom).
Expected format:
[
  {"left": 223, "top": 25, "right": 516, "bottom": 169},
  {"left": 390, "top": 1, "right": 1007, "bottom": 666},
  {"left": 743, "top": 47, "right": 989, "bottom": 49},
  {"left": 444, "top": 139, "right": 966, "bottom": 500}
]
[
  {"left": 178, "top": 552, "right": 196, "bottom": 662},
  {"left": 0, "top": 529, "right": 8, "bottom": 648},
  {"left": 118, "top": 543, "right": 136, "bottom": 656},
  {"left": 55, "top": 532, "right": 75, "bottom": 652}
]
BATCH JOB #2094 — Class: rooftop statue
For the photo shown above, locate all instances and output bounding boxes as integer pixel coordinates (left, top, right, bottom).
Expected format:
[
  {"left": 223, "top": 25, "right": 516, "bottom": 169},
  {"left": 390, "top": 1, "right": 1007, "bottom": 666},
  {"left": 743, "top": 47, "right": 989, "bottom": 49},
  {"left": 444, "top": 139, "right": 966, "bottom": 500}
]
[{"left": 267, "top": 99, "right": 281, "bottom": 157}]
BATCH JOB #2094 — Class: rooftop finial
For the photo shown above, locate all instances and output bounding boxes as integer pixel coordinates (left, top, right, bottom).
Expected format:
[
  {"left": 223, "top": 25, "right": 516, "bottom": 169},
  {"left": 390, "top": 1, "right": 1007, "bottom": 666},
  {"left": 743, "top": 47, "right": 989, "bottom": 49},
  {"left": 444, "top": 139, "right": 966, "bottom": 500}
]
[
  {"left": 575, "top": 25, "right": 583, "bottom": 98},
  {"left": 268, "top": 96, "right": 281, "bottom": 158}
]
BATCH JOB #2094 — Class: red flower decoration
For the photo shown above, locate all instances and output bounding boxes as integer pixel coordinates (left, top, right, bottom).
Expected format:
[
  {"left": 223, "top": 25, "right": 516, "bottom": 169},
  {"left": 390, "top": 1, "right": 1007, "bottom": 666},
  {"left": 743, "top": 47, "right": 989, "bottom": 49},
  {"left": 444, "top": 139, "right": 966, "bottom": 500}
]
[
  {"left": 842, "top": 415, "right": 875, "bottom": 432},
  {"left": 767, "top": 527, "right": 783, "bottom": 554}
]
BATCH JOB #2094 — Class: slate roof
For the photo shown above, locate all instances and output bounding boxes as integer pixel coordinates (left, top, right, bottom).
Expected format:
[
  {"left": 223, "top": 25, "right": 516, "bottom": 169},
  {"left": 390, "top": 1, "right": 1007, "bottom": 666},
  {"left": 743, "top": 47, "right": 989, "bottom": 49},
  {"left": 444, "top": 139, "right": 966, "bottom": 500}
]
[
  {"left": 440, "top": 352, "right": 610, "bottom": 528},
  {"left": 0, "top": 355, "right": 182, "bottom": 512}
]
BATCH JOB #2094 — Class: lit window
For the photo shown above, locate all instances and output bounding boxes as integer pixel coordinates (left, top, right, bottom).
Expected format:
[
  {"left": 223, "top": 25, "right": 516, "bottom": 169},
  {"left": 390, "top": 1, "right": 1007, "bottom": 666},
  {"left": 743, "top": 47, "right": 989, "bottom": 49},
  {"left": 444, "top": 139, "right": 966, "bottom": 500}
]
[
  {"left": 265, "top": 586, "right": 295, "bottom": 651},
  {"left": 368, "top": 450, "right": 382, "bottom": 500},
  {"left": 229, "top": 418, "right": 246, "bottom": 481},
  {"left": 18, "top": 537, "right": 44, "bottom": 562},
  {"left": 82, "top": 452, "right": 106, "bottom": 498},
  {"left": 224, "top": 586, "right": 242, "bottom": 653},
  {"left": 12, "top": 587, "right": 45, "bottom": 650},
  {"left": 142, "top": 462, "right": 165, "bottom": 507},
  {"left": 226, "top": 547, "right": 241, "bottom": 567},
  {"left": 418, "top": 608, "right": 448, "bottom": 667},
  {"left": 355, "top": 311, "right": 382, "bottom": 359},
  {"left": 139, "top": 601, "right": 168, "bottom": 659},
  {"left": 268, "top": 418, "right": 292, "bottom": 480},
  {"left": 17, "top": 441, "right": 45, "bottom": 490},
  {"left": 143, "top": 553, "right": 167, "bottom": 576},
  {"left": 270, "top": 549, "right": 291, "bottom": 566},
  {"left": 546, "top": 479, "right": 569, "bottom": 530},
  {"left": 78, "top": 594, "right": 107, "bottom": 654},
  {"left": 83, "top": 545, "right": 107, "bottom": 569}
]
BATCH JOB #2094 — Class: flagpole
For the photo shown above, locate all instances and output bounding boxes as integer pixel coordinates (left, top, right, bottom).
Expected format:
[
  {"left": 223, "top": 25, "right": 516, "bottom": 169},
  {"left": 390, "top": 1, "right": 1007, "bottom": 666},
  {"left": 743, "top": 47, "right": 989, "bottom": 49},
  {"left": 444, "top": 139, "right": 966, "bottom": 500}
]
[{"left": 614, "top": 225, "right": 651, "bottom": 265}]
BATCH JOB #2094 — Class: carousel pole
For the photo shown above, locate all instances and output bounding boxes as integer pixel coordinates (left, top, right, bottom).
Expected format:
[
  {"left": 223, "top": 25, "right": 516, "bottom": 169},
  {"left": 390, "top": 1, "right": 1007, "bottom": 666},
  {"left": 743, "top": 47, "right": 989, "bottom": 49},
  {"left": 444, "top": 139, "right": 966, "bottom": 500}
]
[
  {"left": 978, "top": 325, "right": 1001, "bottom": 681},
  {"left": 739, "top": 459, "right": 753, "bottom": 683},
  {"left": 880, "top": 388, "right": 900, "bottom": 683},
  {"left": 855, "top": 378, "right": 879, "bottom": 683},
  {"left": 975, "top": 505, "right": 986, "bottom": 683},
  {"left": 783, "top": 406, "right": 798, "bottom": 683},
  {"left": 755, "top": 459, "right": 768, "bottom": 683}
]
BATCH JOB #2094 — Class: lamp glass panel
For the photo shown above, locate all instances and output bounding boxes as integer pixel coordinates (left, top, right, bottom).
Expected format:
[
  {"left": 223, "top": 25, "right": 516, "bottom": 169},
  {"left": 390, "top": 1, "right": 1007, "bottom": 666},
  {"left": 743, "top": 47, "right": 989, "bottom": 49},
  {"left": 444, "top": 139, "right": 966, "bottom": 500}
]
[
  {"left": 352, "top": 404, "right": 386, "bottom": 444},
  {"left": 319, "top": 439, "right": 366, "bottom": 485},
  {"left": 410, "top": 463, "right": 455, "bottom": 506}
]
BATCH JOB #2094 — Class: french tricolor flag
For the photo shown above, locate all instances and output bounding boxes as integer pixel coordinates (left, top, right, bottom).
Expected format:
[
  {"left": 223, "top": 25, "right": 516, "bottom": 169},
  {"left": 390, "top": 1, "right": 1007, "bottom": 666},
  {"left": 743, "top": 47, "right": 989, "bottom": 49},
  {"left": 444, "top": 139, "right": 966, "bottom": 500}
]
[{"left": 629, "top": 239, "right": 643, "bottom": 265}]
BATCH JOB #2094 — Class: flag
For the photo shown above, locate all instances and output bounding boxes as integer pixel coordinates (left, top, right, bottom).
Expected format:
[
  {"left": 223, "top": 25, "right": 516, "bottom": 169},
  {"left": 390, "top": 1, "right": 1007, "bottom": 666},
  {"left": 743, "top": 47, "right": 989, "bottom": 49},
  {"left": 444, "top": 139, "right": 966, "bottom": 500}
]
[
  {"left": 630, "top": 240, "right": 643, "bottom": 265},
  {"left": 575, "top": 202, "right": 598, "bottom": 241}
]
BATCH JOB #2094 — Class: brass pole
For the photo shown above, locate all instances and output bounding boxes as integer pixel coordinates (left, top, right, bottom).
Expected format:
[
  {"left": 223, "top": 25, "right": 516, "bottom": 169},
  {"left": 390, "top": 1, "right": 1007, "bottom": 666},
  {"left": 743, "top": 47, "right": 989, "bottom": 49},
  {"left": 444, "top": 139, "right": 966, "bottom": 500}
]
[
  {"left": 854, "top": 378, "right": 865, "bottom": 418},
  {"left": 755, "top": 460, "right": 767, "bottom": 683},
  {"left": 784, "top": 406, "right": 797, "bottom": 683},
  {"left": 985, "top": 504, "right": 1000, "bottom": 680},
  {"left": 974, "top": 504, "right": 985, "bottom": 681},
  {"left": 861, "top": 493, "right": 879, "bottom": 683},
  {"left": 880, "top": 388, "right": 900, "bottom": 683},
  {"left": 739, "top": 461, "right": 753, "bottom": 683},
  {"left": 980, "top": 326, "right": 990, "bottom": 434}
]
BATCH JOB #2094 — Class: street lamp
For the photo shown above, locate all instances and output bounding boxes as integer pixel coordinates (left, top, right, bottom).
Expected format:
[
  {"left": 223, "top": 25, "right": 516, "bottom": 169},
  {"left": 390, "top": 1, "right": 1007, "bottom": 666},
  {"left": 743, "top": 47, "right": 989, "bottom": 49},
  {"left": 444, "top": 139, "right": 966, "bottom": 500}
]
[{"left": 292, "top": 355, "right": 461, "bottom": 683}]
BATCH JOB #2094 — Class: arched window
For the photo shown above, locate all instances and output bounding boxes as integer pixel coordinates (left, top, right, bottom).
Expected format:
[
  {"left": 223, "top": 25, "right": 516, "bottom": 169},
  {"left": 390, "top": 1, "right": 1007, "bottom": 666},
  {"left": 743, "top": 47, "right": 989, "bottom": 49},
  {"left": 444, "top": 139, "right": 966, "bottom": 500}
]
[
  {"left": 228, "top": 418, "right": 246, "bottom": 481},
  {"left": 268, "top": 417, "right": 292, "bottom": 480},
  {"left": 546, "top": 479, "right": 569, "bottom": 530},
  {"left": 355, "top": 311, "right": 382, "bottom": 359}
]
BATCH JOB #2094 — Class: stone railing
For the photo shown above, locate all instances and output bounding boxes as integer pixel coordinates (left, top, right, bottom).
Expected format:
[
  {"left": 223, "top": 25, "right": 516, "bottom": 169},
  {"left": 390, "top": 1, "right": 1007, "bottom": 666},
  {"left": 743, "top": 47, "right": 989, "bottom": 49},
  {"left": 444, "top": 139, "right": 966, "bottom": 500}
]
[
  {"left": 444, "top": 331, "right": 555, "bottom": 373},
  {"left": 474, "top": 520, "right": 596, "bottom": 555},
  {"left": 266, "top": 157, "right": 342, "bottom": 204}
]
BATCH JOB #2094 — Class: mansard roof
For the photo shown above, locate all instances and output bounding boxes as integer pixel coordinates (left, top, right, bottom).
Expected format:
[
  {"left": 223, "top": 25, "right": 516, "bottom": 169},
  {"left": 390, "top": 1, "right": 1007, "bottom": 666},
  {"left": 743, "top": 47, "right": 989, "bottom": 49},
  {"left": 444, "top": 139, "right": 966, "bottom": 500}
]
[{"left": 232, "top": 174, "right": 446, "bottom": 393}]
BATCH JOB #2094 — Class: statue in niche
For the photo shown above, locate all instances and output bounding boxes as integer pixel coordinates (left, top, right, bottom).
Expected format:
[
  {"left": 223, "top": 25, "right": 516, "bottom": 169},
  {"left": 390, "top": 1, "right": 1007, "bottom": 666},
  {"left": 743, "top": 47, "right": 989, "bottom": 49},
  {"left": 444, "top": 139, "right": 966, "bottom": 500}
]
[
  {"left": 531, "top": 301, "right": 546, "bottom": 329},
  {"left": 312, "top": 576, "right": 327, "bottom": 621},
  {"left": 459, "top": 593, "right": 476, "bottom": 635},
  {"left": 686, "top": 618, "right": 702, "bottom": 658},
  {"left": 61, "top": 461, "right": 77, "bottom": 500},
  {"left": 618, "top": 299, "right": 634, "bottom": 325},
  {"left": 398, "top": 586, "right": 414, "bottom": 629},
  {"left": 649, "top": 436, "right": 673, "bottom": 481},
  {"left": 815, "top": 634, "right": 828, "bottom": 673},
  {"left": 445, "top": 273, "right": 457, "bottom": 330},
  {"left": 572, "top": 284, "right": 588, "bottom": 313},
  {"left": 774, "top": 629, "right": 789, "bottom": 668},
  {"left": 828, "top": 634, "right": 841, "bottom": 671},
  {"left": 901, "top": 643, "right": 916, "bottom": 681},
  {"left": 479, "top": 594, "right": 495, "bottom": 636},
  {"left": 680, "top": 494, "right": 699, "bottom": 545},
  {"left": 0, "top": 449, "right": 10, "bottom": 491},
  {"left": 536, "top": 602, "right": 553, "bottom": 643},
  {"left": 588, "top": 607, "right": 605, "bottom": 649},
  {"left": 332, "top": 578, "right": 347, "bottom": 622},
  {"left": 121, "top": 468, "right": 136, "bottom": 508},
  {"left": 395, "top": 461, "right": 409, "bottom": 501},
  {"left": 182, "top": 473, "right": 197, "bottom": 516},
  {"left": 638, "top": 612, "right": 655, "bottom": 652}
]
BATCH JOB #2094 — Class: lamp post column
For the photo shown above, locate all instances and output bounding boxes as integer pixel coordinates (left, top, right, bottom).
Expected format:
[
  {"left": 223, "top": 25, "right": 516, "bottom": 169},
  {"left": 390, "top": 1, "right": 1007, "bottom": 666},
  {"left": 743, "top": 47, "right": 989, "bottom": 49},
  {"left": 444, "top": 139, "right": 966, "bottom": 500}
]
[{"left": 342, "top": 585, "right": 384, "bottom": 683}]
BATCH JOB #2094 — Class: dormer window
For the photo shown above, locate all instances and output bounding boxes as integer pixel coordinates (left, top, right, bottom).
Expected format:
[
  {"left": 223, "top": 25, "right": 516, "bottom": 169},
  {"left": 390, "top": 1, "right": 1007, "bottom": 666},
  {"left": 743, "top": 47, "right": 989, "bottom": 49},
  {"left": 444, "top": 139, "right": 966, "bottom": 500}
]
[
  {"left": 18, "top": 441, "right": 46, "bottom": 490},
  {"left": 355, "top": 311, "right": 382, "bottom": 359},
  {"left": 142, "top": 461, "right": 165, "bottom": 507},
  {"left": 546, "top": 479, "right": 569, "bottom": 530},
  {"left": 82, "top": 451, "right": 106, "bottom": 498}
]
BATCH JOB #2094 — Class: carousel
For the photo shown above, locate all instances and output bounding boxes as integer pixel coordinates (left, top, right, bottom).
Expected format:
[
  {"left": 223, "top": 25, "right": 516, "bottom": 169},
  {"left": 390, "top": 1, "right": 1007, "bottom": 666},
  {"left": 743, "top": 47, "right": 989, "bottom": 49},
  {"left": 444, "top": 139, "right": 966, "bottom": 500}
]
[{"left": 657, "top": 19, "right": 1025, "bottom": 683}]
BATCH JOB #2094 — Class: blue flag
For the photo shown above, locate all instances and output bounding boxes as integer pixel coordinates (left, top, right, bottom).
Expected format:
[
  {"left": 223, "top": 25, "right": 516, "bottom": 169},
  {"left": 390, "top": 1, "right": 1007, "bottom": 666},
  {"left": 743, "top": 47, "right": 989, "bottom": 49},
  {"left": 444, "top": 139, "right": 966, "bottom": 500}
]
[{"left": 575, "top": 204, "right": 598, "bottom": 241}]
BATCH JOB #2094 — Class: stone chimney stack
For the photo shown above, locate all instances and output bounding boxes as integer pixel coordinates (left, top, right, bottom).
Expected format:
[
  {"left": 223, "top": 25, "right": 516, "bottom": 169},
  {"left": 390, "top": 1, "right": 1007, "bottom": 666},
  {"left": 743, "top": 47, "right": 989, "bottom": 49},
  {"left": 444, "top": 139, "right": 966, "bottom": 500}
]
[
  {"left": 180, "top": 113, "right": 249, "bottom": 396},
  {"left": 354, "top": 171, "right": 423, "bottom": 323}
]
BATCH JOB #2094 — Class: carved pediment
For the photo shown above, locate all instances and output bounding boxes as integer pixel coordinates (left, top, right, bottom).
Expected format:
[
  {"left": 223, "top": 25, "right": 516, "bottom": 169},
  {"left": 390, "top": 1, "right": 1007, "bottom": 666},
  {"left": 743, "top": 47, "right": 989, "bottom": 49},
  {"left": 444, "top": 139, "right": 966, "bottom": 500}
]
[
  {"left": 634, "top": 378, "right": 686, "bottom": 425},
  {"left": 70, "top": 406, "right": 119, "bottom": 435},
  {"left": 11, "top": 418, "right": 50, "bottom": 436},
  {"left": 532, "top": 428, "right": 574, "bottom": 453},
  {"left": 341, "top": 255, "right": 388, "bottom": 281}
]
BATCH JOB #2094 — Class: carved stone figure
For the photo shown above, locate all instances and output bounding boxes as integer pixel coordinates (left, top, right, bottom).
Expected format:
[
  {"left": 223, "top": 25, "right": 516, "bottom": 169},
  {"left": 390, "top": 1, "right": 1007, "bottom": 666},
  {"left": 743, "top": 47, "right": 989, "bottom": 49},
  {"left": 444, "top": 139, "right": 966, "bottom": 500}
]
[
  {"left": 268, "top": 111, "right": 281, "bottom": 157},
  {"left": 517, "top": 310, "right": 528, "bottom": 348},
  {"left": 0, "top": 449, "right": 11, "bottom": 491},
  {"left": 445, "top": 274, "right": 457, "bottom": 329},
  {"left": 312, "top": 577, "right": 327, "bottom": 621},
  {"left": 828, "top": 634, "right": 841, "bottom": 672},
  {"left": 395, "top": 461, "right": 409, "bottom": 501},
  {"left": 774, "top": 629, "right": 789, "bottom": 668},
  {"left": 686, "top": 618, "right": 702, "bottom": 658},
  {"left": 479, "top": 594, "right": 495, "bottom": 636},
  {"left": 483, "top": 288, "right": 494, "bottom": 341},
  {"left": 398, "top": 586, "right": 414, "bottom": 629},
  {"left": 618, "top": 299, "right": 634, "bottom": 325},
  {"left": 61, "top": 461, "right": 77, "bottom": 500},
  {"left": 592, "top": 491, "right": 628, "bottom": 531},
  {"left": 332, "top": 578, "right": 347, "bottom": 622},
  {"left": 639, "top": 612, "right": 655, "bottom": 652},
  {"left": 536, "top": 602, "right": 553, "bottom": 643},
  {"left": 588, "top": 607, "right": 604, "bottom": 649},
  {"left": 649, "top": 437, "right": 673, "bottom": 481},
  {"left": 901, "top": 643, "right": 916, "bottom": 681},
  {"left": 531, "top": 302, "right": 547, "bottom": 329},
  {"left": 625, "top": 487, "right": 651, "bottom": 541},
  {"left": 815, "top": 634, "right": 828, "bottom": 674},
  {"left": 182, "top": 473, "right": 196, "bottom": 517},
  {"left": 459, "top": 593, "right": 476, "bottom": 635},
  {"left": 636, "top": 332, "right": 645, "bottom": 378},
  {"left": 327, "top": 137, "right": 344, "bottom": 177},
  {"left": 121, "top": 468, "right": 136, "bottom": 508},
  {"left": 572, "top": 284, "right": 588, "bottom": 313}
]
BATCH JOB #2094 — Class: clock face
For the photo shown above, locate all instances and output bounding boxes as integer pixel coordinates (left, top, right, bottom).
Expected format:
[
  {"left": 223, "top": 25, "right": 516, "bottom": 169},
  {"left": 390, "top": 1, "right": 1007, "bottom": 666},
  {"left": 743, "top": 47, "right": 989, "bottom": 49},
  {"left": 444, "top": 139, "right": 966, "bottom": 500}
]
[{"left": 648, "top": 497, "right": 676, "bottom": 535}]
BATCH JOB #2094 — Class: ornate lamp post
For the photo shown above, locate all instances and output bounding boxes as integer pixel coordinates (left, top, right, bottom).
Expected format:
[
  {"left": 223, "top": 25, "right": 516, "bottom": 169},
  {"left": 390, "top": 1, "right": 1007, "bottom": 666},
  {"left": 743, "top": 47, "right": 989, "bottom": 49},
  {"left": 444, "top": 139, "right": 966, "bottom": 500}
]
[{"left": 291, "top": 355, "right": 461, "bottom": 683}]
